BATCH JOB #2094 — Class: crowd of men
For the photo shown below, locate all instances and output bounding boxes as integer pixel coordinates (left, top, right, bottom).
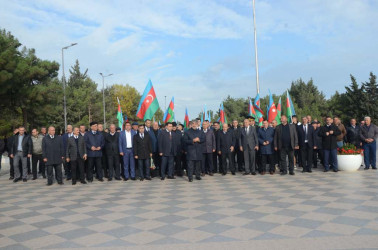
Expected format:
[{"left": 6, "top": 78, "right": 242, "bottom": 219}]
[{"left": 0, "top": 115, "right": 377, "bottom": 185}]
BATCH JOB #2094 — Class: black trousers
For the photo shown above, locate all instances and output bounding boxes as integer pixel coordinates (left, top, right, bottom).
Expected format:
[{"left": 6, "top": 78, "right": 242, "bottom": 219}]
[
  {"left": 161, "top": 156, "right": 174, "bottom": 178},
  {"left": 63, "top": 161, "right": 71, "bottom": 179},
  {"left": 32, "top": 154, "right": 44, "bottom": 178},
  {"left": 202, "top": 153, "right": 213, "bottom": 173},
  {"left": 232, "top": 147, "right": 244, "bottom": 171},
  {"left": 47, "top": 164, "right": 63, "bottom": 184},
  {"left": 9, "top": 157, "right": 14, "bottom": 178},
  {"left": 221, "top": 152, "right": 234, "bottom": 174},
  {"left": 313, "top": 149, "right": 324, "bottom": 167},
  {"left": 102, "top": 153, "right": 108, "bottom": 178},
  {"left": 152, "top": 152, "right": 161, "bottom": 177},
  {"left": 300, "top": 143, "right": 313, "bottom": 171},
  {"left": 213, "top": 152, "right": 223, "bottom": 173},
  {"left": 138, "top": 158, "right": 151, "bottom": 179},
  {"left": 71, "top": 158, "right": 85, "bottom": 182},
  {"left": 87, "top": 157, "right": 103, "bottom": 181},
  {"left": 175, "top": 153, "right": 183, "bottom": 176},
  {"left": 279, "top": 147, "right": 294, "bottom": 173},
  {"left": 107, "top": 154, "right": 120, "bottom": 179},
  {"left": 187, "top": 160, "right": 201, "bottom": 180},
  {"left": 261, "top": 154, "right": 275, "bottom": 172}
]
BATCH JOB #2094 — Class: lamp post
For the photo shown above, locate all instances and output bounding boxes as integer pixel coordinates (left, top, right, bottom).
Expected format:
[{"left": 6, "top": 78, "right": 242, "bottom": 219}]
[
  {"left": 61, "top": 43, "right": 77, "bottom": 132},
  {"left": 252, "top": 0, "right": 260, "bottom": 94},
  {"left": 99, "top": 73, "right": 113, "bottom": 128}
]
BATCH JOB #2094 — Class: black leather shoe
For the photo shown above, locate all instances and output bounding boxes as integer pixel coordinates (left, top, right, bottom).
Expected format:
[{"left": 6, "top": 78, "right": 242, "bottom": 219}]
[
  {"left": 161, "top": 177, "right": 165, "bottom": 180},
  {"left": 47, "top": 183, "right": 53, "bottom": 186},
  {"left": 23, "top": 178, "right": 27, "bottom": 182},
  {"left": 124, "top": 178, "right": 128, "bottom": 181},
  {"left": 66, "top": 177, "right": 72, "bottom": 181},
  {"left": 373, "top": 167, "right": 377, "bottom": 170},
  {"left": 81, "top": 181, "right": 87, "bottom": 184},
  {"left": 308, "top": 170, "right": 312, "bottom": 173},
  {"left": 364, "top": 167, "right": 369, "bottom": 170},
  {"left": 72, "top": 182, "right": 76, "bottom": 185},
  {"left": 131, "top": 177, "right": 136, "bottom": 181},
  {"left": 252, "top": 172, "right": 257, "bottom": 175},
  {"left": 140, "top": 178, "right": 144, "bottom": 181},
  {"left": 13, "top": 178, "right": 20, "bottom": 183},
  {"left": 243, "top": 173, "right": 250, "bottom": 175},
  {"left": 196, "top": 177, "right": 202, "bottom": 180},
  {"left": 168, "top": 176, "right": 176, "bottom": 179},
  {"left": 9, "top": 176, "right": 14, "bottom": 180},
  {"left": 115, "top": 177, "right": 121, "bottom": 180},
  {"left": 58, "top": 182, "right": 64, "bottom": 185},
  {"left": 108, "top": 178, "right": 112, "bottom": 181},
  {"left": 231, "top": 172, "right": 235, "bottom": 175},
  {"left": 323, "top": 170, "right": 328, "bottom": 172},
  {"left": 42, "top": 175, "right": 46, "bottom": 179},
  {"left": 146, "top": 177, "right": 152, "bottom": 180},
  {"left": 189, "top": 179, "right": 193, "bottom": 182},
  {"left": 289, "top": 172, "right": 295, "bottom": 175},
  {"left": 280, "top": 172, "right": 287, "bottom": 175},
  {"left": 209, "top": 173, "right": 213, "bottom": 176},
  {"left": 333, "top": 169, "right": 338, "bottom": 172},
  {"left": 99, "top": 178, "right": 104, "bottom": 182},
  {"left": 32, "top": 177, "right": 37, "bottom": 180}
]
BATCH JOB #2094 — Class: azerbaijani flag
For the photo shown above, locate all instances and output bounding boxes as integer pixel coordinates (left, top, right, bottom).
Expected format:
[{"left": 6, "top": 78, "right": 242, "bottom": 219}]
[
  {"left": 268, "top": 90, "right": 278, "bottom": 123},
  {"left": 219, "top": 103, "right": 228, "bottom": 127},
  {"left": 163, "top": 97, "right": 175, "bottom": 123},
  {"left": 136, "top": 79, "right": 159, "bottom": 121},
  {"left": 275, "top": 97, "right": 282, "bottom": 125},
  {"left": 286, "top": 90, "right": 296, "bottom": 123},
  {"left": 184, "top": 107, "right": 190, "bottom": 129},
  {"left": 253, "top": 93, "right": 264, "bottom": 126},
  {"left": 249, "top": 99, "right": 257, "bottom": 118},
  {"left": 116, "top": 97, "right": 123, "bottom": 130}
]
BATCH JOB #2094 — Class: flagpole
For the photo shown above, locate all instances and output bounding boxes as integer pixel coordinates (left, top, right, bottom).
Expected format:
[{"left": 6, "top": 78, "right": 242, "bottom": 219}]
[{"left": 252, "top": 0, "right": 260, "bottom": 94}]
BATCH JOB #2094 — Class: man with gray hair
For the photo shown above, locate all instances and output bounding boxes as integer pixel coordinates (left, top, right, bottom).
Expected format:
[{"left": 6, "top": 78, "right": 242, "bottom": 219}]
[
  {"left": 43, "top": 126, "right": 64, "bottom": 185},
  {"left": 184, "top": 120, "right": 205, "bottom": 182},
  {"left": 10, "top": 126, "right": 32, "bottom": 182},
  {"left": 360, "top": 116, "right": 378, "bottom": 170}
]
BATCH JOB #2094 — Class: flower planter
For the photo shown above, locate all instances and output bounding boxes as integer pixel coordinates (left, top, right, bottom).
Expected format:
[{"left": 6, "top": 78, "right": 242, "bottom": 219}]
[{"left": 337, "top": 154, "right": 363, "bottom": 171}]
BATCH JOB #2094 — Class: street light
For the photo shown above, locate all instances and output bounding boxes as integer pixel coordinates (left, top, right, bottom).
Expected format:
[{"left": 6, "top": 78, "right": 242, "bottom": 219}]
[
  {"left": 61, "top": 43, "right": 78, "bottom": 132},
  {"left": 99, "top": 73, "right": 113, "bottom": 128}
]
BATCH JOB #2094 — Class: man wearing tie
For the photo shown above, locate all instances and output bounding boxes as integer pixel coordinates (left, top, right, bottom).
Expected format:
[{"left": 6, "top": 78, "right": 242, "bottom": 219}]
[
  {"left": 297, "top": 117, "right": 317, "bottom": 173},
  {"left": 119, "top": 121, "right": 137, "bottom": 181},
  {"left": 66, "top": 127, "right": 87, "bottom": 185},
  {"left": 201, "top": 120, "right": 216, "bottom": 176},
  {"left": 217, "top": 123, "right": 236, "bottom": 175},
  {"left": 84, "top": 122, "right": 105, "bottom": 182},
  {"left": 62, "top": 125, "right": 73, "bottom": 180},
  {"left": 10, "top": 126, "right": 32, "bottom": 182},
  {"left": 240, "top": 118, "right": 259, "bottom": 175},
  {"left": 184, "top": 120, "right": 205, "bottom": 182},
  {"left": 158, "top": 122, "right": 176, "bottom": 180},
  {"left": 105, "top": 124, "right": 121, "bottom": 181},
  {"left": 42, "top": 126, "right": 64, "bottom": 185},
  {"left": 133, "top": 124, "right": 153, "bottom": 181}
]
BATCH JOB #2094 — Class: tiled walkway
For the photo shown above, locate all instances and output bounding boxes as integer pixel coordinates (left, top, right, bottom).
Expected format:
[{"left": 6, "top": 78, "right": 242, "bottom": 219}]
[{"left": 0, "top": 159, "right": 378, "bottom": 249}]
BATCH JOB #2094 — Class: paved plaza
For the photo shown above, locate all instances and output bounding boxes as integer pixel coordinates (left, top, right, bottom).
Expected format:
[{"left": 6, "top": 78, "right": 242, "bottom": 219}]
[{"left": 0, "top": 157, "right": 378, "bottom": 250}]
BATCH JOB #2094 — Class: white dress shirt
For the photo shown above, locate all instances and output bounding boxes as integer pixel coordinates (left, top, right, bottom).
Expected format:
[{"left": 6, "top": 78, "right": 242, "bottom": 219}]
[{"left": 125, "top": 130, "right": 132, "bottom": 148}]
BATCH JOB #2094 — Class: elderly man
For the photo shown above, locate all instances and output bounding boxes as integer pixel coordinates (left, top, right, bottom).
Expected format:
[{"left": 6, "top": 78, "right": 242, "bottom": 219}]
[
  {"left": 258, "top": 120, "right": 275, "bottom": 174},
  {"left": 318, "top": 116, "right": 341, "bottom": 172},
  {"left": 217, "top": 123, "right": 236, "bottom": 175},
  {"left": 334, "top": 117, "right": 346, "bottom": 148},
  {"left": 240, "top": 118, "right": 259, "bottom": 175},
  {"left": 202, "top": 120, "right": 216, "bottom": 176},
  {"left": 184, "top": 120, "right": 205, "bottom": 182},
  {"left": 360, "top": 116, "right": 378, "bottom": 170},
  {"left": 105, "top": 124, "right": 121, "bottom": 181},
  {"left": 66, "top": 127, "right": 87, "bottom": 185},
  {"left": 10, "top": 126, "right": 32, "bottom": 182},
  {"left": 274, "top": 115, "right": 299, "bottom": 175},
  {"left": 346, "top": 118, "right": 361, "bottom": 148},
  {"left": 85, "top": 121, "right": 105, "bottom": 182},
  {"left": 43, "top": 126, "right": 64, "bottom": 185},
  {"left": 31, "top": 128, "right": 45, "bottom": 180},
  {"left": 62, "top": 124, "right": 73, "bottom": 180}
]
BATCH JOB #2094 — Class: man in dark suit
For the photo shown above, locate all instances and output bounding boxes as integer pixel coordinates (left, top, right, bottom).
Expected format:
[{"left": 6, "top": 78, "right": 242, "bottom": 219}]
[
  {"left": 212, "top": 122, "right": 222, "bottom": 173},
  {"left": 150, "top": 121, "right": 161, "bottom": 177},
  {"left": 66, "top": 127, "right": 87, "bottom": 185},
  {"left": 258, "top": 120, "right": 275, "bottom": 174},
  {"left": 158, "top": 122, "right": 176, "bottom": 180},
  {"left": 318, "top": 116, "right": 341, "bottom": 172},
  {"left": 312, "top": 121, "right": 323, "bottom": 168},
  {"left": 231, "top": 120, "right": 244, "bottom": 172},
  {"left": 7, "top": 128, "right": 19, "bottom": 180},
  {"left": 105, "top": 124, "right": 121, "bottom": 181},
  {"left": 98, "top": 124, "right": 108, "bottom": 179},
  {"left": 10, "top": 126, "right": 32, "bottom": 182},
  {"left": 133, "top": 124, "right": 153, "bottom": 181},
  {"left": 297, "top": 116, "right": 317, "bottom": 173},
  {"left": 202, "top": 120, "right": 216, "bottom": 176},
  {"left": 42, "top": 126, "right": 64, "bottom": 185},
  {"left": 274, "top": 115, "right": 299, "bottom": 175},
  {"left": 119, "top": 121, "right": 137, "bottom": 180},
  {"left": 84, "top": 121, "right": 105, "bottom": 182},
  {"left": 240, "top": 118, "right": 259, "bottom": 175},
  {"left": 62, "top": 125, "right": 73, "bottom": 180},
  {"left": 184, "top": 120, "right": 205, "bottom": 182},
  {"left": 172, "top": 122, "right": 184, "bottom": 177},
  {"left": 217, "top": 123, "right": 236, "bottom": 175},
  {"left": 346, "top": 118, "right": 361, "bottom": 148}
]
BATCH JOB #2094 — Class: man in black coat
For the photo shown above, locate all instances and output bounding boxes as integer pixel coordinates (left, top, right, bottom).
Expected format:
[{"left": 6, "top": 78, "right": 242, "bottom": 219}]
[
  {"left": 274, "top": 115, "right": 299, "bottom": 175},
  {"left": 7, "top": 128, "right": 19, "bottom": 180},
  {"left": 212, "top": 122, "right": 222, "bottom": 173},
  {"left": 158, "top": 122, "right": 176, "bottom": 180},
  {"left": 0, "top": 137, "right": 5, "bottom": 171},
  {"left": 318, "top": 116, "right": 341, "bottom": 172},
  {"left": 217, "top": 123, "right": 236, "bottom": 175},
  {"left": 133, "top": 124, "right": 153, "bottom": 181},
  {"left": 201, "top": 120, "right": 216, "bottom": 176},
  {"left": 42, "top": 126, "right": 64, "bottom": 185},
  {"left": 84, "top": 121, "right": 105, "bottom": 182},
  {"left": 105, "top": 124, "right": 121, "bottom": 181},
  {"left": 172, "top": 122, "right": 184, "bottom": 177},
  {"left": 10, "top": 126, "right": 32, "bottom": 182},
  {"left": 62, "top": 125, "right": 73, "bottom": 180},
  {"left": 346, "top": 118, "right": 361, "bottom": 148},
  {"left": 297, "top": 116, "right": 317, "bottom": 173},
  {"left": 66, "top": 127, "right": 87, "bottom": 185},
  {"left": 231, "top": 120, "right": 244, "bottom": 172},
  {"left": 184, "top": 120, "right": 205, "bottom": 182}
]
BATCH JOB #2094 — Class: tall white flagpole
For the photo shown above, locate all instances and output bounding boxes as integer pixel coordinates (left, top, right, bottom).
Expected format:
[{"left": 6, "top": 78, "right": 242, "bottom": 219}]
[{"left": 253, "top": 0, "right": 260, "bottom": 94}]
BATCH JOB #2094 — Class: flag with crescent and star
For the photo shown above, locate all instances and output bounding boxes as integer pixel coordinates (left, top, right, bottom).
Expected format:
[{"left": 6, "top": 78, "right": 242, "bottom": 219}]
[{"left": 136, "top": 79, "right": 160, "bottom": 121}]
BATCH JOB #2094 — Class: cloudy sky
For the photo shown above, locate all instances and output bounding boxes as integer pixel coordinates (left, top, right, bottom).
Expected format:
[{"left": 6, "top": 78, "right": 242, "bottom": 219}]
[{"left": 1, "top": 0, "right": 377, "bottom": 121}]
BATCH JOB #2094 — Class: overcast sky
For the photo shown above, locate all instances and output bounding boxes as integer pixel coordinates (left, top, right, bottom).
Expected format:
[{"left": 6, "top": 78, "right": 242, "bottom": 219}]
[{"left": 1, "top": 0, "right": 377, "bottom": 121}]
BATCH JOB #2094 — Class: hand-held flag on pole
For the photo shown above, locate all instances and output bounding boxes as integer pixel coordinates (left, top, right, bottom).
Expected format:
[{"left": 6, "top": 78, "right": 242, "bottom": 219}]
[
  {"left": 184, "top": 107, "right": 190, "bottom": 129},
  {"left": 286, "top": 90, "right": 296, "bottom": 123},
  {"left": 163, "top": 97, "right": 175, "bottom": 123},
  {"left": 267, "top": 90, "right": 278, "bottom": 123},
  {"left": 275, "top": 97, "right": 282, "bottom": 125},
  {"left": 116, "top": 97, "right": 124, "bottom": 130},
  {"left": 253, "top": 93, "right": 264, "bottom": 126},
  {"left": 136, "top": 79, "right": 159, "bottom": 121}
]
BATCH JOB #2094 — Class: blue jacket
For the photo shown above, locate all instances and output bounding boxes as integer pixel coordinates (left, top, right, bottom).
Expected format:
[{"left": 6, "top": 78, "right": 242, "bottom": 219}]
[
  {"left": 119, "top": 130, "right": 137, "bottom": 154},
  {"left": 258, "top": 127, "right": 274, "bottom": 155},
  {"left": 84, "top": 131, "right": 105, "bottom": 158},
  {"left": 146, "top": 127, "right": 159, "bottom": 153},
  {"left": 158, "top": 129, "right": 177, "bottom": 156},
  {"left": 184, "top": 128, "right": 205, "bottom": 161}
]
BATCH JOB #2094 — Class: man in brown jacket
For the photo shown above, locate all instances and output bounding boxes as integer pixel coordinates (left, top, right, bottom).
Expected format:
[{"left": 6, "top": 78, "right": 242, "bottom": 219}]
[{"left": 334, "top": 117, "right": 346, "bottom": 148}]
